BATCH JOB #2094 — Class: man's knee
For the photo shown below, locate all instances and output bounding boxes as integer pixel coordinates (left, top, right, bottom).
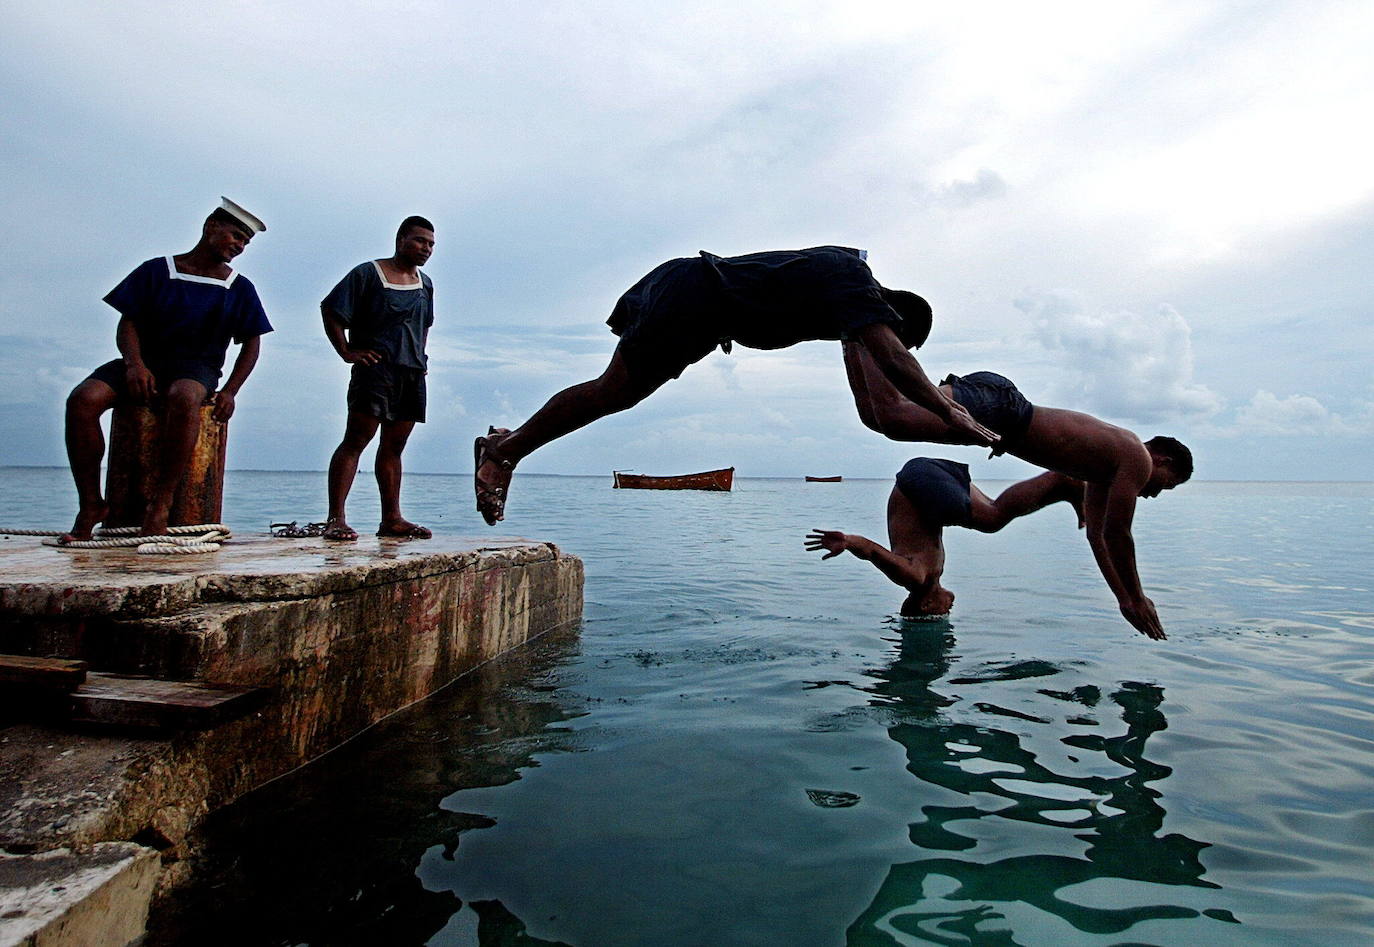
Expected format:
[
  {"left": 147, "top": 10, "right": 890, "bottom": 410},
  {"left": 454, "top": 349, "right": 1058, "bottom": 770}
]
[
  {"left": 67, "top": 381, "right": 114, "bottom": 418},
  {"left": 855, "top": 401, "right": 885, "bottom": 434},
  {"left": 377, "top": 423, "right": 414, "bottom": 456},
  {"left": 863, "top": 389, "right": 909, "bottom": 436},
  {"left": 336, "top": 408, "right": 384, "bottom": 450},
  {"left": 967, "top": 495, "right": 1007, "bottom": 533},
  {"left": 597, "top": 351, "right": 664, "bottom": 413},
  {"left": 165, "top": 380, "right": 207, "bottom": 413}
]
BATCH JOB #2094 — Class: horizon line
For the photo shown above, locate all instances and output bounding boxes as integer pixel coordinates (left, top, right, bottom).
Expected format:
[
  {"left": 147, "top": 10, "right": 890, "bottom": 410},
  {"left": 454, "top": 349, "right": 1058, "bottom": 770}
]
[{"left": 1, "top": 465, "right": 1370, "bottom": 485}]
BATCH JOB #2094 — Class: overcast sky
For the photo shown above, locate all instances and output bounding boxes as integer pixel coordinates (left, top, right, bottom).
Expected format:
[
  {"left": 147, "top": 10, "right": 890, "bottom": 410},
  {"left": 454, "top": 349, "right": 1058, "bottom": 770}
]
[{"left": 3, "top": 0, "right": 1372, "bottom": 482}]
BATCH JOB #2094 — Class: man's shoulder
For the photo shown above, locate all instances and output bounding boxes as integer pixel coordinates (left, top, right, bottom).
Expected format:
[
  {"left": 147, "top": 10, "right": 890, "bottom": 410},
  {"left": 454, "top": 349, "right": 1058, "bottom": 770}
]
[{"left": 128, "top": 257, "right": 168, "bottom": 278}]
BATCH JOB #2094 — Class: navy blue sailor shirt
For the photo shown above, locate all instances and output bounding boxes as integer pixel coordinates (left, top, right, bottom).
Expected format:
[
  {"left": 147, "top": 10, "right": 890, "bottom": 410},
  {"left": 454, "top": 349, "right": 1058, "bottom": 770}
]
[
  {"left": 103, "top": 257, "right": 273, "bottom": 379},
  {"left": 321, "top": 261, "right": 434, "bottom": 371}
]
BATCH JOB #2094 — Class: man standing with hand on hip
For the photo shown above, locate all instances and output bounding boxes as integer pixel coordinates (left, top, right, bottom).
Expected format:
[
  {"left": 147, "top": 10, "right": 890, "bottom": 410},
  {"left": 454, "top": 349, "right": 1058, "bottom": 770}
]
[{"left": 321, "top": 216, "right": 436, "bottom": 540}]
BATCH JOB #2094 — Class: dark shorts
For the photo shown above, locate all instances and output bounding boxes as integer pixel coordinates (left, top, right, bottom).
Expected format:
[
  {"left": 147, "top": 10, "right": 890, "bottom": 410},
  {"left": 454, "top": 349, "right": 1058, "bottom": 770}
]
[
  {"left": 943, "top": 371, "right": 1034, "bottom": 452},
  {"left": 348, "top": 362, "right": 427, "bottom": 423},
  {"left": 87, "top": 359, "right": 219, "bottom": 397},
  {"left": 895, "top": 457, "right": 973, "bottom": 528},
  {"left": 606, "top": 256, "right": 723, "bottom": 387}
]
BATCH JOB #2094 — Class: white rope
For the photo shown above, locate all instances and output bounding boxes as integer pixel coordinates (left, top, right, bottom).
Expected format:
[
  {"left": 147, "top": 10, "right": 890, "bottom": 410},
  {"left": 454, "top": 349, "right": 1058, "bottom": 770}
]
[
  {"left": 1, "top": 524, "right": 233, "bottom": 555},
  {"left": 137, "top": 540, "right": 225, "bottom": 555}
]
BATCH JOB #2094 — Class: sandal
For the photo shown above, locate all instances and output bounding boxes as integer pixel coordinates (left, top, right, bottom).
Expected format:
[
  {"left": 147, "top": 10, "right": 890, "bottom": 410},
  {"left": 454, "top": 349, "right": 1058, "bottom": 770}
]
[
  {"left": 377, "top": 520, "right": 432, "bottom": 539},
  {"left": 322, "top": 520, "right": 359, "bottom": 541},
  {"left": 473, "top": 426, "right": 515, "bottom": 525}
]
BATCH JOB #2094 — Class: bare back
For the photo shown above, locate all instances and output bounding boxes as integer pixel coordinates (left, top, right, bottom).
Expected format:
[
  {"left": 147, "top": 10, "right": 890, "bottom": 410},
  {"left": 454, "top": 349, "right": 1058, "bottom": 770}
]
[{"left": 1013, "top": 405, "right": 1151, "bottom": 487}]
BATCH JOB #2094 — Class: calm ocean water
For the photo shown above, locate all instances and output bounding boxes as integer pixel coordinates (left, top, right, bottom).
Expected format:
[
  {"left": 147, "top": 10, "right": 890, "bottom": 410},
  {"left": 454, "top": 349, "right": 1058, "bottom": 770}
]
[{"left": 3, "top": 467, "right": 1373, "bottom": 945}]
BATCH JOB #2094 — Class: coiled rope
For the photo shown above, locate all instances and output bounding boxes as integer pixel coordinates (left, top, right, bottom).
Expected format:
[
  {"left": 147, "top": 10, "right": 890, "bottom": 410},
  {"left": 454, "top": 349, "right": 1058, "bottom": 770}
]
[{"left": 1, "top": 524, "right": 232, "bottom": 555}]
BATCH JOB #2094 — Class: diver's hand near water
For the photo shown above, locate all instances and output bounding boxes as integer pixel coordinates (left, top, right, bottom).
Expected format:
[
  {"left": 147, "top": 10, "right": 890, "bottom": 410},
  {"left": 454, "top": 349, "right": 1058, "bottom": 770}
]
[{"left": 805, "top": 530, "right": 851, "bottom": 559}]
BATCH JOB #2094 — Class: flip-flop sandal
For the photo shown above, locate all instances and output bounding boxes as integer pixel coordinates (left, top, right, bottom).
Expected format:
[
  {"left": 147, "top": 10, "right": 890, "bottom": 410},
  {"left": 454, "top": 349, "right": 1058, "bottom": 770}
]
[
  {"left": 473, "top": 427, "right": 515, "bottom": 525},
  {"left": 377, "top": 522, "right": 432, "bottom": 539},
  {"left": 322, "top": 520, "right": 359, "bottom": 541}
]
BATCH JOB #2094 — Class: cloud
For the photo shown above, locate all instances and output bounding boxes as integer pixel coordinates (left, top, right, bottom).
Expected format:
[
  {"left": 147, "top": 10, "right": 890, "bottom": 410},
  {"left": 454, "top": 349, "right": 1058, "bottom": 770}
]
[
  {"left": 1014, "top": 290, "right": 1222, "bottom": 423},
  {"left": 932, "top": 168, "right": 1007, "bottom": 208},
  {"left": 1229, "top": 390, "right": 1374, "bottom": 437}
]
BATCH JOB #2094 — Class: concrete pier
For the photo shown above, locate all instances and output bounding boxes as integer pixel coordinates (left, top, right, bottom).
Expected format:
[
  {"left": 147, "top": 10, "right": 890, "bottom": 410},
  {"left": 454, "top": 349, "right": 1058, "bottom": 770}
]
[{"left": 0, "top": 533, "right": 583, "bottom": 945}]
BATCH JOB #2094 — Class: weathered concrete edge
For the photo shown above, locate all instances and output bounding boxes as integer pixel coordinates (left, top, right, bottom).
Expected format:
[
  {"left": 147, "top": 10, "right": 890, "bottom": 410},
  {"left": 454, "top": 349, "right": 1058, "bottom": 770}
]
[
  {"left": 2, "top": 548, "right": 584, "bottom": 864},
  {"left": 0, "top": 842, "right": 159, "bottom": 947},
  {"left": 0, "top": 538, "right": 563, "bottom": 620}
]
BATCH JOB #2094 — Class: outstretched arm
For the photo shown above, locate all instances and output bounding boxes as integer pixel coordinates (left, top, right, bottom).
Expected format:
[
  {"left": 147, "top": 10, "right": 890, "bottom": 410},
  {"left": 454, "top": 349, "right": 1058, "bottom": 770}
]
[
  {"left": 844, "top": 327, "right": 998, "bottom": 447},
  {"left": 849, "top": 323, "right": 998, "bottom": 447},
  {"left": 805, "top": 529, "right": 931, "bottom": 591},
  {"left": 1082, "top": 471, "right": 1165, "bottom": 640}
]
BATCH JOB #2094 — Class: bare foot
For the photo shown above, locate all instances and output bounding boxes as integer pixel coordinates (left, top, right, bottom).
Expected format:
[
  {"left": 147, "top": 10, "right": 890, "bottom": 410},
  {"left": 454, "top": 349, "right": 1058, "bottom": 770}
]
[
  {"left": 377, "top": 519, "right": 432, "bottom": 539},
  {"left": 140, "top": 505, "right": 171, "bottom": 538},
  {"left": 474, "top": 427, "right": 515, "bottom": 526},
  {"left": 59, "top": 501, "right": 109, "bottom": 543}
]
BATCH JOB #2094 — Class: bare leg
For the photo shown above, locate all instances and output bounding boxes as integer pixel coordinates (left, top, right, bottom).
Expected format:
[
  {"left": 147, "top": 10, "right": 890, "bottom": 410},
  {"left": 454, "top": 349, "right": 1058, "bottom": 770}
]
[
  {"left": 499, "top": 347, "right": 661, "bottom": 461},
  {"left": 141, "top": 379, "right": 208, "bottom": 536},
  {"left": 326, "top": 411, "right": 380, "bottom": 540},
  {"left": 376, "top": 420, "right": 429, "bottom": 536},
  {"left": 969, "top": 472, "right": 1074, "bottom": 533},
  {"left": 62, "top": 379, "right": 117, "bottom": 541},
  {"left": 475, "top": 345, "right": 666, "bottom": 522},
  {"left": 844, "top": 342, "right": 971, "bottom": 444}
]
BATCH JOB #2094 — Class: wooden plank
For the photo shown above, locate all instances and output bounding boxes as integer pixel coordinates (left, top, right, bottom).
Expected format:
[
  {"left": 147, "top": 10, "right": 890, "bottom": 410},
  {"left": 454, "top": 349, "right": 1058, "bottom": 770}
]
[
  {"left": 69, "top": 673, "right": 267, "bottom": 730},
  {"left": 0, "top": 654, "right": 88, "bottom": 689}
]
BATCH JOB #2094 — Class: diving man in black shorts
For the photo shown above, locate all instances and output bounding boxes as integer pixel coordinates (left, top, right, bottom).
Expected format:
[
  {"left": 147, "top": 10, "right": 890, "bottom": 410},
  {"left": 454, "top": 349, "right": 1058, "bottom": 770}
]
[
  {"left": 473, "top": 246, "right": 999, "bottom": 524},
  {"left": 806, "top": 446, "right": 1187, "bottom": 636},
  {"left": 839, "top": 353, "right": 1195, "bottom": 638}
]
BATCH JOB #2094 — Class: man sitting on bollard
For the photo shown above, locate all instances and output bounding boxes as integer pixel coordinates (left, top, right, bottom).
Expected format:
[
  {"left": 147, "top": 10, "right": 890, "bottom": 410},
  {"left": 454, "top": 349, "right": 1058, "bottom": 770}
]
[{"left": 61, "top": 198, "right": 272, "bottom": 541}]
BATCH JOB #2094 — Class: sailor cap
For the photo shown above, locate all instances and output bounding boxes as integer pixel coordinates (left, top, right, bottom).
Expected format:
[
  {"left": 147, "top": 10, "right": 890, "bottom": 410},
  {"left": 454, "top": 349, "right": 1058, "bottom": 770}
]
[{"left": 218, "top": 196, "right": 266, "bottom": 234}]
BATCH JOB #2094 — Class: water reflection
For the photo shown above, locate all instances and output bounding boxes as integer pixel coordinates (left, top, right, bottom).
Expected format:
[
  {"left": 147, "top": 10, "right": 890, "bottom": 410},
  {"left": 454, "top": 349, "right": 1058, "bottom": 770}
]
[
  {"left": 147, "top": 630, "right": 584, "bottom": 946},
  {"left": 849, "top": 622, "right": 1237, "bottom": 944}
]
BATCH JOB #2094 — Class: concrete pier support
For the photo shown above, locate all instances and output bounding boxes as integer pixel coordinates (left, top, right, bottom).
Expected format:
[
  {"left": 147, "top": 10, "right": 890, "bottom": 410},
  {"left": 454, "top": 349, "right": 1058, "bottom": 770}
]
[{"left": 0, "top": 533, "right": 583, "bottom": 945}]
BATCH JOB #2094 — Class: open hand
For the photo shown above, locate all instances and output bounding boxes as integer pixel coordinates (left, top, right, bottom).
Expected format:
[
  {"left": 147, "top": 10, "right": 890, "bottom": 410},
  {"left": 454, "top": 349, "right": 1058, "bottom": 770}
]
[
  {"left": 1120, "top": 596, "right": 1166, "bottom": 641},
  {"left": 942, "top": 397, "right": 999, "bottom": 449},
  {"left": 805, "top": 529, "right": 849, "bottom": 559}
]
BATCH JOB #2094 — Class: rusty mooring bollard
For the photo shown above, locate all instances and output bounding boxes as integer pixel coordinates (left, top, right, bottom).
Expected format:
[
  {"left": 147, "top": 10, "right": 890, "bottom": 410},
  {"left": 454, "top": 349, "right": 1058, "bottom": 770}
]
[{"left": 103, "top": 405, "right": 227, "bottom": 528}]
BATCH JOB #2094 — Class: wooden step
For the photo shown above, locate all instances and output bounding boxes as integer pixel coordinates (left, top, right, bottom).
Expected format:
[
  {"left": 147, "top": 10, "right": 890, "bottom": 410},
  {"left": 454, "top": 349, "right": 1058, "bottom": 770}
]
[
  {"left": 0, "top": 654, "right": 88, "bottom": 690},
  {"left": 69, "top": 674, "right": 267, "bottom": 730}
]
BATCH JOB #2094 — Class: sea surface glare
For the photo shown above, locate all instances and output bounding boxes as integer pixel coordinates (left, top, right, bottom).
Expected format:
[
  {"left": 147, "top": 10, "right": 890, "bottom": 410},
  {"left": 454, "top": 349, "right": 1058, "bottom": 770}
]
[{"left": 2, "top": 468, "right": 1372, "bottom": 945}]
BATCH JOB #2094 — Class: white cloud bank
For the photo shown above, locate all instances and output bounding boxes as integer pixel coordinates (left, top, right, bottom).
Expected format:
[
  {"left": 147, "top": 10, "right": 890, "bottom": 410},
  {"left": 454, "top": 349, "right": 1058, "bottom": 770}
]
[
  {"left": 1230, "top": 390, "right": 1374, "bottom": 437},
  {"left": 1014, "top": 290, "right": 1222, "bottom": 423}
]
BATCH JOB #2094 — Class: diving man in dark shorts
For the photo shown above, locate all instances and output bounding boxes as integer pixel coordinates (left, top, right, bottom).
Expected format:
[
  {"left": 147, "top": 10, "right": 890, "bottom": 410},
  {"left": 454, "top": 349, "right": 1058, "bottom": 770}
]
[
  {"left": 322, "top": 217, "right": 437, "bottom": 540},
  {"left": 842, "top": 350, "right": 1195, "bottom": 638},
  {"left": 62, "top": 198, "right": 272, "bottom": 541},
  {"left": 806, "top": 445, "right": 1189, "bottom": 637},
  {"left": 473, "top": 246, "right": 999, "bottom": 524}
]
